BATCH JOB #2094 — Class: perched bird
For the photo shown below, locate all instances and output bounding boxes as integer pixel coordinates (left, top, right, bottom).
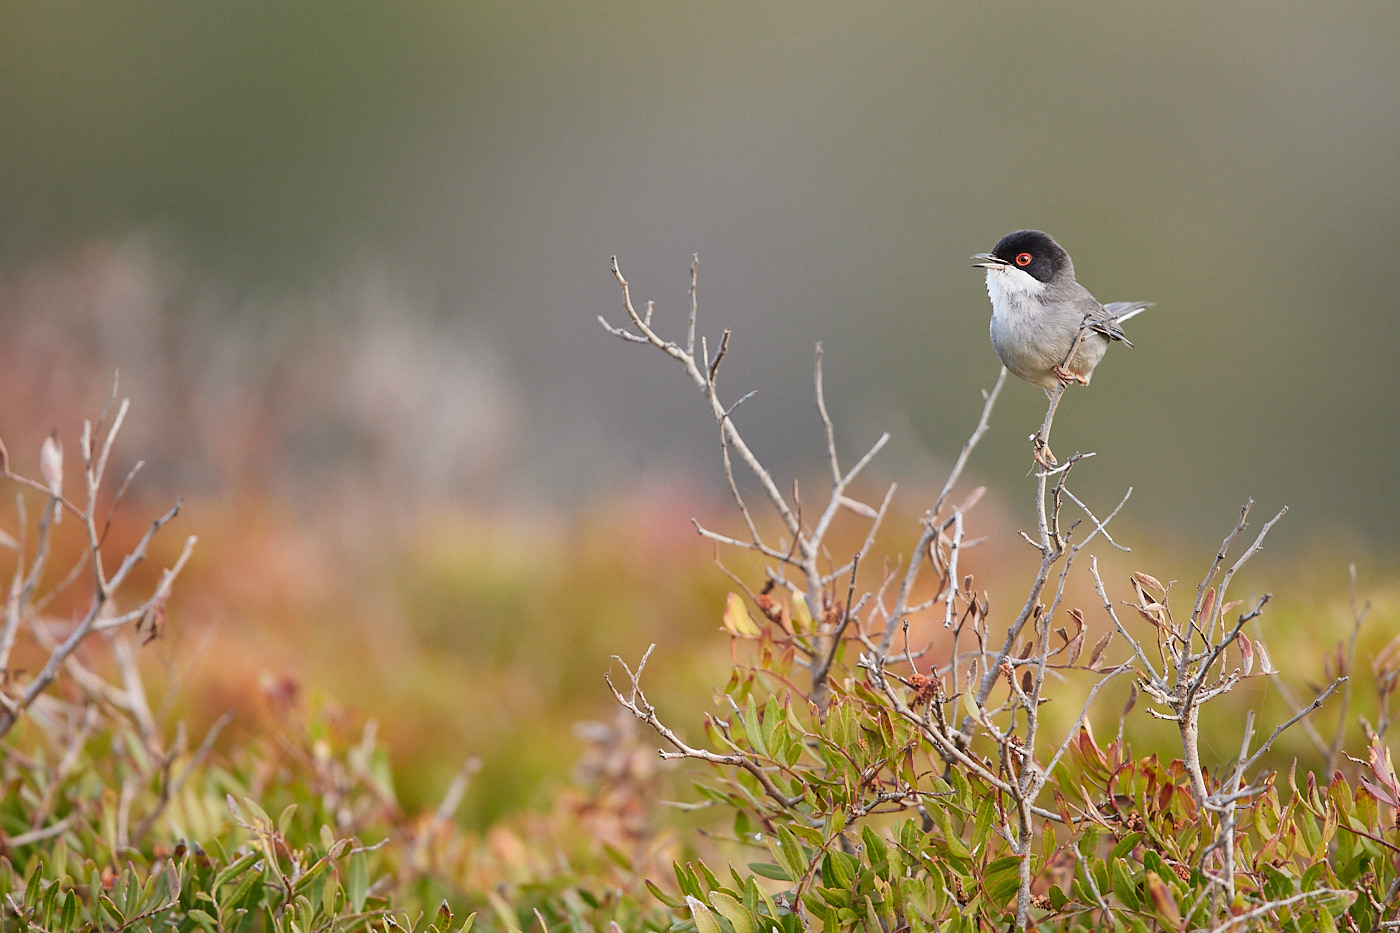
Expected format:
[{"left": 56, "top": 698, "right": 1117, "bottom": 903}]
[{"left": 972, "top": 230, "right": 1152, "bottom": 391}]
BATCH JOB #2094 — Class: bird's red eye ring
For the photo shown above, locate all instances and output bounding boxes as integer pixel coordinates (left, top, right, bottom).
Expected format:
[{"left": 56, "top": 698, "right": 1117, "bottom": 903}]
[{"left": 1015, "top": 252, "right": 1033, "bottom": 267}]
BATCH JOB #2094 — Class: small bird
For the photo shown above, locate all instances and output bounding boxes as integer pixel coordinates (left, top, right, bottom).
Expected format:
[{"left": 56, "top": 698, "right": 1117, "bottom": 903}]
[{"left": 972, "top": 230, "right": 1152, "bottom": 391}]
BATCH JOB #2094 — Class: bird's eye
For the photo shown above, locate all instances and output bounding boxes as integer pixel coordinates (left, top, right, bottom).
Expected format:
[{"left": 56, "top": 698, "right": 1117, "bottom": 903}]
[{"left": 1015, "top": 252, "right": 1033, "bottom": 267}]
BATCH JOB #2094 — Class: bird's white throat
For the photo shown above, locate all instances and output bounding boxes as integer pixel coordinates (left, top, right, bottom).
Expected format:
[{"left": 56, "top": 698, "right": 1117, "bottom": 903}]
[{"left": 984, "top": 267, "right": 1048, "bottom": 325}]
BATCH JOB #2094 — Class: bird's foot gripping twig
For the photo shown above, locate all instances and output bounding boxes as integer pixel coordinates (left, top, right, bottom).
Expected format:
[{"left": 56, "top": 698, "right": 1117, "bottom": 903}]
[
  {"left": 1052, "top": 364, "right": 1089, "bottom": 386},
  {"left": 1033, "top": 432, "right": 1057, "bottom": 468}
]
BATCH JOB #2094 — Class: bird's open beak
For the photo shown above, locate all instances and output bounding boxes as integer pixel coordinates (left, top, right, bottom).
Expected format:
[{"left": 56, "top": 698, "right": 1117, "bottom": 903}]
[{"left": 970, "top": 252, "right": 1007, "bottom": 269}]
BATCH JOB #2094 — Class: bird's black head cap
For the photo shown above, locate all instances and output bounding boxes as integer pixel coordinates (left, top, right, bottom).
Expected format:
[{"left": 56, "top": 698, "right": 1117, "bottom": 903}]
[{"left": 990, "top": 230, "right": 1073, "bottom": 285}]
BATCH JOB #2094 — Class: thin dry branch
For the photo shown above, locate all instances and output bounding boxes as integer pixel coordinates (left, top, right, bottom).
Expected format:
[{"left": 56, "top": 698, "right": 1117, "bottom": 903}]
[{"left": 606, "top": 646, "right": 800, "bottom": 809}]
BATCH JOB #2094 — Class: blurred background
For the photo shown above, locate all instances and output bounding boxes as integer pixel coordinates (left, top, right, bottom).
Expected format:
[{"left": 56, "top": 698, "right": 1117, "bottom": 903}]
[{"left": 1, "top": 4, "right": 1398, "bottom": 821}]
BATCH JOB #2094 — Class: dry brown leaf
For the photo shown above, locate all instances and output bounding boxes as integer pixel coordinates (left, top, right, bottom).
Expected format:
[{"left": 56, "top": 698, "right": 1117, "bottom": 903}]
[
  {"left": 1198, "top": 587, "right": 1216, "bottom": 625},
  {"left": 1088, "top": 630, "right": 1115, "bottom": 669},
  {"left": 1132, "top": 571, "right": 1167, "bottom": 599},
  {"left": 1066, "top": 608, "right": 1087, "bottom": 665}
]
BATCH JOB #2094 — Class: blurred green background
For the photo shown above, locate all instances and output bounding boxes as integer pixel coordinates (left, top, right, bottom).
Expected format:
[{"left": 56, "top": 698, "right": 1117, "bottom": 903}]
[
  {"left": 2, "top": 3, "right": 1397, "bottom": 550},
  {"left": 1, "top": 4, "right": 1398, "bottom": 825}
]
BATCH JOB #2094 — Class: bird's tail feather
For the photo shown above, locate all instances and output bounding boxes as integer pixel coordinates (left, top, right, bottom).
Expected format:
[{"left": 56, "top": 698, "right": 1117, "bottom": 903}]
[{"left": 1104, "top": 301, "right": 1154, "bottom": 323}]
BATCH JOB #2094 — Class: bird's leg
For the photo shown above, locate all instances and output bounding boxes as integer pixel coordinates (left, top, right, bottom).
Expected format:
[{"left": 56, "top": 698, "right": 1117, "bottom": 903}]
[
  {"left": 1033, "top": 382, "right": 1069, "bottom": 468},
  {"left": 1051, "top": 313, "right": 1095, "bottom": 386}
]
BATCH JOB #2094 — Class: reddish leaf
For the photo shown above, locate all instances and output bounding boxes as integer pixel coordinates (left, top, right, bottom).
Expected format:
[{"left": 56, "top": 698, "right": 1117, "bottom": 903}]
[
  {"left": 1197, "top": 587, "right": 1216, "bottom": 625},
  {"left": 1145, "top": 871, "right": 1182, "bottom": 929},
  {"left": 1238, "top": 632, "right": 1254, "bottom": 675}
]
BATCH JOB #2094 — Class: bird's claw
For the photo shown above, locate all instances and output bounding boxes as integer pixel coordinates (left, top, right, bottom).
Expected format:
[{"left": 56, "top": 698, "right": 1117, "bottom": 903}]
[
  {"left": 1053, "top": 364, "right": 1089, "bottom": 386},
  {"left": 1033, "top": 434, "right": 1057, "bottom": 469}
]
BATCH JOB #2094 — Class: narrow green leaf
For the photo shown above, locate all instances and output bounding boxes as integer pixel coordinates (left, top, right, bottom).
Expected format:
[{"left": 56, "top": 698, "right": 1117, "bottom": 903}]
[
  {"left": 212, "top": 852, "right": 262, "bottom": 892},
  {"left": 862, "top": 826, "right": 889, "bottom": 880},
  {"left": 762, "top": 695, "right": 783, "bottom": 756},
  {"left": 1110, "top": 858, "right": 1140, "bottom": 911},
  {"left": 277, "top": 804, "right": 299, "bottom": 838},
  {"left": 40, "top": 876, "right": 60, "bottom": 927},
  {"left": 825, "top": 850, "right": 857, "bottom": 890},
  {"left": 933, "top": 804, "right": 972, "bottom": 860},
  {"left": 743, "top": 696, "right": 769, "bottom": 758},
  {"left": 972, "top": 794, "right": 996, "bottom": 852},
  {"left": 645, "top": 878, "right": 684, "bottom": 910},
  {"left": 23, "top": 857, "right": 43, "bottom": 914},
  {"left": 748, "top": 862, "right": 793, "bottom": 882},
  {"left": 240, "top": 795, "right": 272, "bottom": 829},
  {"left": 347, "top": 849, "right": 369, "bottom": 913},
  {"left": 187, "top": 907, "right": 219, "bottom": 931},
  {"left": 98, "top": 893, "right": 125, "bottom": 925},
  {"left": 58, "top": 890, "right": 77, "bottom": 930},
  {"left": 674, "top": 861, "right": 703, "bottom": 900},
  {"left": 225, "top": 860, "right": 266, "bottom": 914},
  {"left": 775, "top": 825, "right": 809, "bottom": 881},
  {"left": 321, "top": 867, "right": 341, "bottom": 916},
  {"left": 686, "top": 896, "right": 724, "bottom": 933},
  {"left": 709, "top": 891, "right": 755, "bottom": 933}
]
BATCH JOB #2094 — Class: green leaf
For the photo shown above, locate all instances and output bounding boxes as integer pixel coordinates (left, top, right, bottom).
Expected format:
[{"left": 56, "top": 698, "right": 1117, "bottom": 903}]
[
  {"left": 224, "top": 859, "right": 266, "bottom": 914},
  {"left": 743, "top": 696, "right": 770, "bottom": 758},
  {"left": 862, "top": 826, "right": 890, "bottom": 880},
  {"left": 748, "top": 862, "right": 792, "bottom": 882},
  {"left": 1091, "top": 859, "right": 1110, "bottom": 900},
  {"left": 645, "top": 878, "right": 684, "bottom": 910},
  {"left": 347, "top": 849, "right": 369, "bottom": 913},
  {"left": 775, "top": 825, "right": 809, "bottom": 881},
  {"left": 687, "top": 896, "right": 724, "bottom": 933},
  {"left": 1110, "top": 832, "right": 1144, "bottom": 860},
  {"left": 98, "top": 893, "right": 125, "bottom": 925},
  {"left": 1110, "top": 858, "right": 1140, "bottom": 911},
  {"left": 277, "top": 804, "right": 299, "bottom": 838},
  {"left": 674, "top": 861, "right": 704, "bottom": 900},
  {"left": 23, "top": 857, "right": 43, "bottom": 914},
  {"left": 983, "top": 855, "right": 1022, "bottom": 906},
  {"left": 696, "top": 859, "right": 723, "bottom": 892},
  {"left": 187, "top": 907, "right": 220, "bottom": 931},
  {"left": 823, "top": 850, "right": 856, "bottom": 890},
  {"left": 933, "top": 804, "right": 972, "bottom": 861},
  {"left": 58, "top": 890, "right": 77, "bottom": 930},
  {"left": 240, "top": 795, "right": 272, "bottom": 829},
  {"left": 40, "top": 875, "right": 60, "bottom": 927},
  {"left": 320, "top": 866, "right": 340, "bottom": 915},
  {"left": 709, "top": 891, "right": 755, "bottom": 933},
  {"left": 212, "top": 852, "right": 262, "bottom": 892},
  {"left": 960, "top": 690, "right": 986, "bottom": 728},
  {"left": 1048, "top": 884, "right": 1069, "bottom": 909},
  {"left": 972, "top": 794, "right": 996, "bottom": 852}
]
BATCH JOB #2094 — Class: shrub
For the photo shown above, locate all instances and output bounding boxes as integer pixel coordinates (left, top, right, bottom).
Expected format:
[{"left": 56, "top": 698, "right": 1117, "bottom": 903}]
[{"left": 598, "top": 257, "right": 1397, "bottom": 931}]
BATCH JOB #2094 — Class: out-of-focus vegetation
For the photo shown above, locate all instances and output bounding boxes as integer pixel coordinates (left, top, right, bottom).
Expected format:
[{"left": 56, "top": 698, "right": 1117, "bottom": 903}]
[{"left": 3, "top": 6, "right": 1400, "bottom": 542}]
